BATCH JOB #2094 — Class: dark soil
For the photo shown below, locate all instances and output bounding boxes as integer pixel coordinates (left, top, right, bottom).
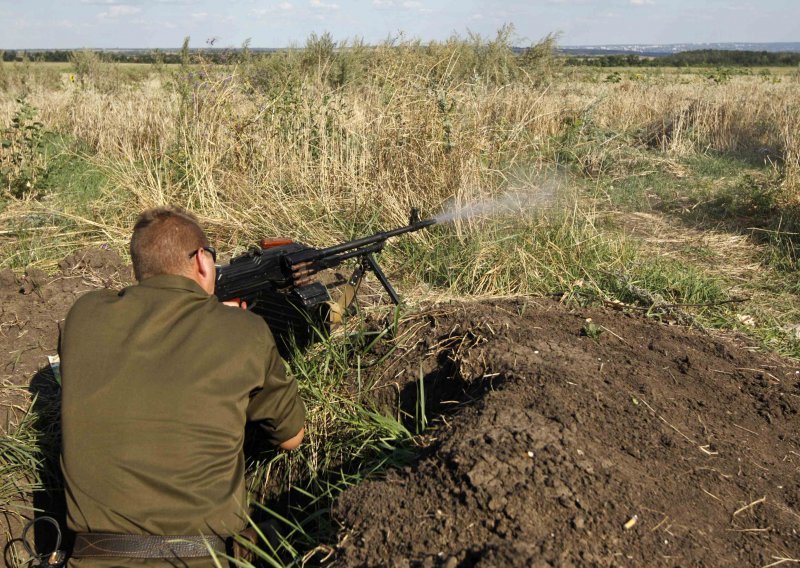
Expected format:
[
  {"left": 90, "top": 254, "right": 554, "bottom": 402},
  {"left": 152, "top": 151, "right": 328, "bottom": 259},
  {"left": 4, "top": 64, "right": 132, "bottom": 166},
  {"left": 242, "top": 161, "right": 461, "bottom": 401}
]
[
  {"left": 334, "top": 299, "right": 800, "bottom": 567},
  {"left": 1, "top": 252, "right": 799, "bottom": 567}
]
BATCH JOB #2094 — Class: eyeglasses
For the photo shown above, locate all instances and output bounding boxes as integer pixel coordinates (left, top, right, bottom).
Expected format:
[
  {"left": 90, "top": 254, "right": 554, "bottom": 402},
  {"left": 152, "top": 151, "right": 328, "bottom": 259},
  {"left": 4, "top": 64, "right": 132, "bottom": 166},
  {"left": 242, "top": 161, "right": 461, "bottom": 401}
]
[{"left": 189, "top": 246, "right": 217, "bottom": 263}]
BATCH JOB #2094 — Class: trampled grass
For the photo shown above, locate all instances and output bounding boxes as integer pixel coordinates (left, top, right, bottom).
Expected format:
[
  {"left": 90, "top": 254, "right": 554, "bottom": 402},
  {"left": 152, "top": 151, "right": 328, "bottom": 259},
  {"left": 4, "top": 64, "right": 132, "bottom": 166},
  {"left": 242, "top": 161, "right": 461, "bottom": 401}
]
[{"left": 2, "top": 33, "right": 800, "bottom": 564}]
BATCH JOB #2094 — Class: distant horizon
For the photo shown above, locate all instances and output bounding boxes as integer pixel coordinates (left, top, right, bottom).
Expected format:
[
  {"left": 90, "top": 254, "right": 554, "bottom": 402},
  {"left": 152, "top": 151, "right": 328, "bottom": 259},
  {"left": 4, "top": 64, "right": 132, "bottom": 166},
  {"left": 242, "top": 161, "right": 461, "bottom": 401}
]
[
  {"left": 1, "top": 1, "right": 798, "bottom": 51},
  {"left": 4, "top": 41, "right": 800, "bottom": 53}
]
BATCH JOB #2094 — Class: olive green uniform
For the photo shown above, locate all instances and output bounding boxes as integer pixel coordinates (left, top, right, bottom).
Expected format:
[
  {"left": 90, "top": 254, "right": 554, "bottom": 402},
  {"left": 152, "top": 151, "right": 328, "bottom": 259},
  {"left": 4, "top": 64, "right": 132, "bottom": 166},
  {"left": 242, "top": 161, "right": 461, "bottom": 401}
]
[{"left": 59, "top": 275, "right": 305, "bottom": 567}]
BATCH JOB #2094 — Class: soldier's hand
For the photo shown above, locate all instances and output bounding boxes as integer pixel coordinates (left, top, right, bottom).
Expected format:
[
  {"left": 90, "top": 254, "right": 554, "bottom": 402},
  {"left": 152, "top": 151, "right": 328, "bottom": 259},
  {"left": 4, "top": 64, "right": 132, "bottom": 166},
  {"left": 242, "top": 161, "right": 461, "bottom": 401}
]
[{"left": 222, "top": 299, "right": 248, "bottom": 310}]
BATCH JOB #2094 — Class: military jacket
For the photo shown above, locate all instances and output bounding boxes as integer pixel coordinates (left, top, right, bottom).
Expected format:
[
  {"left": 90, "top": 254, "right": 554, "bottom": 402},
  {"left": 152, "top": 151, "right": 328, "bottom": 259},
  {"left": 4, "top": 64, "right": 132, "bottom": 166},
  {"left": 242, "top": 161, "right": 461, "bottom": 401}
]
[{"left": 59, "top": 274, "right": 305, "bottom": 567}]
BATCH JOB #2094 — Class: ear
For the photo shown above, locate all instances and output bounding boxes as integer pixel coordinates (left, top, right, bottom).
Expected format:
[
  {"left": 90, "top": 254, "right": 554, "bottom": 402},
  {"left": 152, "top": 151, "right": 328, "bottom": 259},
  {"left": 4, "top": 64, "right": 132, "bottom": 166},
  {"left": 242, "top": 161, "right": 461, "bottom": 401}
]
[
  {"left": 193, "top": 248, "right": 216, "bottom": 295},
  {"left": 196, "top": 249, "right": 211, "bottom": 279},
  {"left": 188, "top": 248, "right": 204, "bottom": 278}
]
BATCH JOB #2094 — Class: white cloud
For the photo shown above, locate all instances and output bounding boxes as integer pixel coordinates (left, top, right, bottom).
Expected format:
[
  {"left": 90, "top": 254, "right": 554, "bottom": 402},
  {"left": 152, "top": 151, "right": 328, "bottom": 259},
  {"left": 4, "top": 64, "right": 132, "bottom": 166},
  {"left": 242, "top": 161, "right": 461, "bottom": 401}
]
[
  {"left": 310, "top": 0, "right": 339, "bottom": 9},
  {"left": 469, "top": 13, "right": 483, "bottom": 20},
  {"left": 98, "top": 4, "right": 142, "bottom": 18},
  {"left": 374, "top": 1, "right": 426, "bottom": 10},
  {"left": 253, "top": 3, "right": 294, "bottom": 17},
  {"left": 81, "top": 0, "right": 126, "bottom": 4},
  {"left": 191, "top": 12, "right": 208, "bottom": 20},
  {"left": 630, "top": 0, "right": 654, "bottom": 4}
]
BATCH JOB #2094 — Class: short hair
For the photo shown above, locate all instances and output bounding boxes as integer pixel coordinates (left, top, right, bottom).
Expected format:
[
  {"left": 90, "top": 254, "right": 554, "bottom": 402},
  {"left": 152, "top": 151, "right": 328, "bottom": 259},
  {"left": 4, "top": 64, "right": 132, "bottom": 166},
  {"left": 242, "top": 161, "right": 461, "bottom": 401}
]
[{"left": 130, "top": 206, "right": 209, "bottom": 281}]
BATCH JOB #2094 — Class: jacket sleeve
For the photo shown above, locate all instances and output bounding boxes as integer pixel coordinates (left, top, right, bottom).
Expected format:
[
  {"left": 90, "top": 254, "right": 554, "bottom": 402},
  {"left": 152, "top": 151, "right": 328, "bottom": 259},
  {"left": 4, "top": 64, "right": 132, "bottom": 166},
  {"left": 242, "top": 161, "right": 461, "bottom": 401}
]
[{"left": 245, "top": 324, "right": 305, "bottom": 445}]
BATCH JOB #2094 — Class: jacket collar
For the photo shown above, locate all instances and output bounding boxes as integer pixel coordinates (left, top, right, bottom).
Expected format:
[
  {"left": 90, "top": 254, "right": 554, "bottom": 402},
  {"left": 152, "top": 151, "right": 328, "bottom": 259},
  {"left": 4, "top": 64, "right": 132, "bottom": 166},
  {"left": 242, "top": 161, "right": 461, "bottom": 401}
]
[{"left": 137, "top": 274, "right": 208, "bottom": 296}]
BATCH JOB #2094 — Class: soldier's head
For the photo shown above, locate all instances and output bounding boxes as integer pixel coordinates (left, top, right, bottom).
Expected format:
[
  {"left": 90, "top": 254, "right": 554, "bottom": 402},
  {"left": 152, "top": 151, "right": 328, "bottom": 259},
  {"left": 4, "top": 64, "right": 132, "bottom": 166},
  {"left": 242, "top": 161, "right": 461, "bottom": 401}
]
[{"left": 130, "top": 206, "right": 216, "bottom": 293}]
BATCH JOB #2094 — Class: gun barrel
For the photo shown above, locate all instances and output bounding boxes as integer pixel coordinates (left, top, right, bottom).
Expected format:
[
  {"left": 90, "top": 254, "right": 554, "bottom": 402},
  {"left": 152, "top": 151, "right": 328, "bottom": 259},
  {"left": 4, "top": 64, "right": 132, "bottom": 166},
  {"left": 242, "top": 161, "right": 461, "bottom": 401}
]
[{"left": 286, "top": 217, "right": 436, "bottom": 265}]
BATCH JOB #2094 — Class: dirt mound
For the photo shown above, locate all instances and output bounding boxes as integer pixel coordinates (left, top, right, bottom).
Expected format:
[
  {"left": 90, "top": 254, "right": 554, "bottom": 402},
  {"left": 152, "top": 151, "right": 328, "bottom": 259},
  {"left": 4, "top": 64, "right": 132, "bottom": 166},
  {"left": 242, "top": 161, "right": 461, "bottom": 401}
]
[
  {"left": 0, "top": 246, "right": 128, "bottom": 387},
  {"left": 334, "top": 299, "right": 800, "bottom": 567}
]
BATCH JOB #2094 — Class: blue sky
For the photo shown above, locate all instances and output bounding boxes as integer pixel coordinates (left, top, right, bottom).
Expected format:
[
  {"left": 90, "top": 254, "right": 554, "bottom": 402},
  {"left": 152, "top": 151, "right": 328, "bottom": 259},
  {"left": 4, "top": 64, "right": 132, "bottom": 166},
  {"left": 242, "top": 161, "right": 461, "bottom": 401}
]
[{"left": 1, "top": 0, "right": 798, "bottom": 49}]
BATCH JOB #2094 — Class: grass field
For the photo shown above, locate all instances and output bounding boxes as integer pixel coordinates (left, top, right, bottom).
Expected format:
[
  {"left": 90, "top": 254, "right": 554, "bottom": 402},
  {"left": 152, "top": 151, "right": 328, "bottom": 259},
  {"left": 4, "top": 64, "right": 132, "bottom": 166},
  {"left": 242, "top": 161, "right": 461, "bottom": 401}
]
[{"left": 2, "top": 35, "right": 800, "bottom": 564}]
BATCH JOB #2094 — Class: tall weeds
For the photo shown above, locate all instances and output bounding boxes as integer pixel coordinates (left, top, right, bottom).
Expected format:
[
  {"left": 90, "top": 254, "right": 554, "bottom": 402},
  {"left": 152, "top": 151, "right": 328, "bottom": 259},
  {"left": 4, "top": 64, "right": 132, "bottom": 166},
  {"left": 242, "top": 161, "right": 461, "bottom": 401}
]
[
  {"left": 779, "top": 98, "right": 800, "bottom": 196},
  {"left": 1, "top": 35, "right": 798, "bottom": 268}
]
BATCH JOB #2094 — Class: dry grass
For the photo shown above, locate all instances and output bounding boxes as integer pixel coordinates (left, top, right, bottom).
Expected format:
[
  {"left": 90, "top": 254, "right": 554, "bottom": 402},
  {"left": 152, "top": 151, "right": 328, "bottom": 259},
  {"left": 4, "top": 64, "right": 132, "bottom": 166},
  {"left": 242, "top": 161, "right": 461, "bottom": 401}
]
[
  {"left": 2, "top": 57, "right": 798, "bottom": 235},
  {"left": 0, "top": 45, "right": 798, "bottom": 299},
  {"left": 613, "top": 210, "right": 763, "bottom": 279}
]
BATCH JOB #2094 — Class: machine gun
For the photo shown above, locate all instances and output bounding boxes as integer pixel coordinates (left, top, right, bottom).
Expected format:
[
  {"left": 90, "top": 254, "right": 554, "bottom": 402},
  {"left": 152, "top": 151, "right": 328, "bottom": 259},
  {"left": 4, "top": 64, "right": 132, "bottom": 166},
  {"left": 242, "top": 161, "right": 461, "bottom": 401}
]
[{"left": 215, "top": 209, "right": 436, "bottom": 357}]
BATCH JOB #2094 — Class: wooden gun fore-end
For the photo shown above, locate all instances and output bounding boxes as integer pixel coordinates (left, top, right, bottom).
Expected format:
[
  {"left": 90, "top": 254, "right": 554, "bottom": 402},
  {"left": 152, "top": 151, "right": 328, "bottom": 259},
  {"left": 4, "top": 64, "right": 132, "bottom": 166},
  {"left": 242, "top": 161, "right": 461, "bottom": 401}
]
[{"left": 259, "top": 238, "right": 295, "bottom": 249}]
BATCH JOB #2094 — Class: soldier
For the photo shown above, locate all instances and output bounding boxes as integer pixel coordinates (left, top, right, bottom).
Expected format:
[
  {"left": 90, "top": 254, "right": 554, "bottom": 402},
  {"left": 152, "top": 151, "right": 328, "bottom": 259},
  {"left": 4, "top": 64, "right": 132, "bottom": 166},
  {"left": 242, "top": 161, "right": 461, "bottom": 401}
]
[{"left": 59, "top": 206, "right": 305, "bottom": 566}]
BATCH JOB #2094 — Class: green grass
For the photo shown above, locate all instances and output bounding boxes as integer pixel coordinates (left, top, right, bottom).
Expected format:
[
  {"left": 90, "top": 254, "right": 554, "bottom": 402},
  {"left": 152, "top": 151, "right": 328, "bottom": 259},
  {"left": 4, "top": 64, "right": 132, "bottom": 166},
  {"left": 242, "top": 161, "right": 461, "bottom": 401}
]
[
  {"left": 602, "top": 257, "right": 729, "bottom": 310},
  {"left": 583, "top": 148, "right": 800, "bottom": 358},
  {"left": 1, "top": 134, "right": 110, "bottom": 269},
  {"left": 40, "top": 136, "right": 107, "bottom": 212}
]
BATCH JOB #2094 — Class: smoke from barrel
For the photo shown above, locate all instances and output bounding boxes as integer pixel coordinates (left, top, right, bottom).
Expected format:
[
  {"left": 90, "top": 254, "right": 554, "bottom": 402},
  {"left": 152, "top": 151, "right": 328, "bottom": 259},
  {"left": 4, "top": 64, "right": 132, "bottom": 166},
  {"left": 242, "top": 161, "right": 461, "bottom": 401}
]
[{"left": 433, "top": 178, "right": 560, "bottom": 224}]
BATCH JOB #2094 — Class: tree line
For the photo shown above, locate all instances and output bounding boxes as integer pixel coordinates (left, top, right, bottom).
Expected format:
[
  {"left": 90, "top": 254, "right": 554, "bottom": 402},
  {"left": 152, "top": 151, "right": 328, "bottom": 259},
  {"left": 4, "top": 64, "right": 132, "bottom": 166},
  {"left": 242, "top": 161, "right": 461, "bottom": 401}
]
[
  {"left": 567, "top": 49, "right": 800, "bottom": 67},
  {"left": 2, "top": 49, "right": 202, "bottom": 64},
  {"left": 4, "top": 47, "right": 799, "bottom": 69}
]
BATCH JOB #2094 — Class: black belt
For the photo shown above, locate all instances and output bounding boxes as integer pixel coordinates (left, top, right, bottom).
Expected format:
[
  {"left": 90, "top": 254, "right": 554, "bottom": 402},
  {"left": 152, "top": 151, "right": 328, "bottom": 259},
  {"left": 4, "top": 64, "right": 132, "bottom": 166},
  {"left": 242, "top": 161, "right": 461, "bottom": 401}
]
[{"left": 72, "top": 532, "right": 228, "bottom": 559}]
